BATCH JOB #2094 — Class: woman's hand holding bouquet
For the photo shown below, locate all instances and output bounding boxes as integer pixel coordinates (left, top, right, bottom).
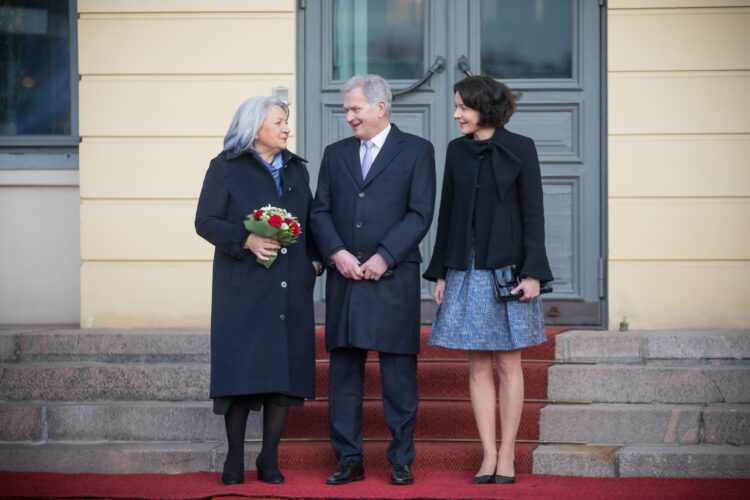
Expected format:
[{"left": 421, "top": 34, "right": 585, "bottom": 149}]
[{"left": 243, "top": 205, "right": 301, "bottom": 268}]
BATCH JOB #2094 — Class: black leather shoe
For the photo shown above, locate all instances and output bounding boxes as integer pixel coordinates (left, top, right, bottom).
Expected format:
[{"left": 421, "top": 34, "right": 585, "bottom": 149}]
[
  {"left": 390, "top": 464, "right": 413, "bottom": 485},
  {"left": 326, "top": 459, "right": 365, "bottom": 485},
  {"left": 494, "top": 461, "right": 516, "bottom": 484},
  {"left": 256, "top": 456, "right": 284, "bottom": 484},
  {"left": 221, "top": 460, "right": 244, "bottom": 485}
]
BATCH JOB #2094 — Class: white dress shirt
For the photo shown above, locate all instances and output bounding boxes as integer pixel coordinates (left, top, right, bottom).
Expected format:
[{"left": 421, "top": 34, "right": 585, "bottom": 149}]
[{"left": 359, "top": 123, "right": 392, "bottom": 165}]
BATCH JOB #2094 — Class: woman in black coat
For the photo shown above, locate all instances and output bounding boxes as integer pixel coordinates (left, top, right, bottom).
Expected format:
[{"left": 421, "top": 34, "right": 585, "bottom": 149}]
[
  {"left": 423, "top": 76, "right": 553, "bottom": 485},
  {"left": 195, "top": 96, "right": 320, "bottom": 485}
]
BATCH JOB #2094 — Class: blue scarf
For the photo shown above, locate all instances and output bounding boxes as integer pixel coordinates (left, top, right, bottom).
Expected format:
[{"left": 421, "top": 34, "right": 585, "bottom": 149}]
[{"left": 252, "top": 150, "right": 284, "bottom": 196}]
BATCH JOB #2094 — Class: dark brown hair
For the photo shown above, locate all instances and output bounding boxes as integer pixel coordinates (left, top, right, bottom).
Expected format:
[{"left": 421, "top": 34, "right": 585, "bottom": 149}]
[{"left": 453, "top": 76, "right": 516, "bottom": 127}]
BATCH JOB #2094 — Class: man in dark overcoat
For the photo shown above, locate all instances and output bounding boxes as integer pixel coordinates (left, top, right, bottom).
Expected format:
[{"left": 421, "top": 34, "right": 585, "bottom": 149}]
[{"left": 310, "top": 74, "right": 436, "bottom": 486}]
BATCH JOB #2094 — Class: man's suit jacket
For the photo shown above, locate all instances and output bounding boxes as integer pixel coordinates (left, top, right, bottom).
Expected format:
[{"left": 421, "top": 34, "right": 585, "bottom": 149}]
[{"left": 310, "top": 124, "right": 436, "bottom": 354}]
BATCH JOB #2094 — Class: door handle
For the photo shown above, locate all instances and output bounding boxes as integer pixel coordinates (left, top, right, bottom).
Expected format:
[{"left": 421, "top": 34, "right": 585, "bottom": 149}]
[
  {"left": 456, "top": 55, "right": 523, "bottom": 101},
  {"left": 392, "top": 56, "right": 446, "bottom": 97},
  {"left": 457, "top": 55, "right": 473, "bottom": 77}
]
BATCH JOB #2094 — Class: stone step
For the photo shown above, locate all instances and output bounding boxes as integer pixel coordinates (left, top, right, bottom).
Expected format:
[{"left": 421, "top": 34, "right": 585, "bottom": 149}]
[
  {"left": 533, "top": 445, "right": 619, "bottom": 477},
  {"left": 0, "top": 327, "right": 560, "bottom": 363},
  {"left": 533, "top": 444, "right": 750, "bottom": 478},
  {"left": 0, "top": 440, "right": 538, "bottom": 474},
  {"left": 315, "top": 360, "right": 552, "bottom": 400},
  {"left": 285, "top": 400, "right": 543, "bottom": 440},
  {"left": 0, "top": 399, "right": 544, "bottom": 443},
  {"left": 540, "top": 403, "right": 750, "bottom": 445},
  {"left": 547, "top": 364, "right": 750, "bottom": 403},
  {"left": 0, "top": 402, "right": 260, "bottom": 442},
  {"left": 0, "top": 442, "right": 231, "bottom": 474},
  {"left": 618, "top": 444, "right": 750, "bottom": 478},
  {"left": 0, "top": 328, "right": 211, "bottom": 363},
  {"left": 556, "top": 330, "right": 750, "bottom": 364},
  {"left": 0, "top": 360, "right": 552, "bottom": 401},
  {"left": 0, "top": 362, "right": 211, "bottom": 401}
]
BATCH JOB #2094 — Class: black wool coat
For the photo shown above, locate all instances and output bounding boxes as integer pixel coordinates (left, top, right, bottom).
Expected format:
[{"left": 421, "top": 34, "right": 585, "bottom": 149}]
[
  {"left": 423, "top": 126, "right": 554, "bottom": 283},
  {"left": 310, "top": 124, "right": 436, "bottom": 354},
  {"left": 195, "top": 148, "right": 318, "bottom": 400}
]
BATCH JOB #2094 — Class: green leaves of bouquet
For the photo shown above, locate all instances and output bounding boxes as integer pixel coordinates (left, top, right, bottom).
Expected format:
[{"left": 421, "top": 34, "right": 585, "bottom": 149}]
[{"left": 244, "top": 205, "right": 301, "bottom": 268}]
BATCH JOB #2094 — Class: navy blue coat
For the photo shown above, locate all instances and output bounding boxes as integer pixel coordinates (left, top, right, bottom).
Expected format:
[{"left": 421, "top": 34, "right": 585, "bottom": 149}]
[
  {"left": 195, "top": 149, "right": 317, "bottom": 399},
  {"left": 310, "top": 124, "right": 436, "bottom": 354}
]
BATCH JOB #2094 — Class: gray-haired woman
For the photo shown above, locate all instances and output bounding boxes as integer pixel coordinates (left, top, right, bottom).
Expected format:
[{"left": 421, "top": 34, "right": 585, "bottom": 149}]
[{"left": 196, "top": 96, "right": 321, "bottom": 485}]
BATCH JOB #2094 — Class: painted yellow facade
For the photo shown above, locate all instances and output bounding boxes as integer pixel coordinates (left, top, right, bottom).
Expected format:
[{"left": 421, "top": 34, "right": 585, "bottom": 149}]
[
  {"left": 77, "top": 0, "right": 750, "bottom": 329},
  {"left": 78, "top": 0, "right": 296, "bottom": 327},
  {"left": 608, "top": 1, "right": 750, "bottom": 328}
]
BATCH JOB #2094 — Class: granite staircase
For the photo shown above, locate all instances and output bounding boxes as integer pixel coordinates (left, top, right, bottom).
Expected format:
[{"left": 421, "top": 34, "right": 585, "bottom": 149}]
[
  {"left": 2, "top": 326, "right": 748, "bottom": 477},
  {"left": 533, "top": 330, "right": 750, "bottom": 478},
  {"left": 0, "top": 325, "right": 564, "bottom": 474}
]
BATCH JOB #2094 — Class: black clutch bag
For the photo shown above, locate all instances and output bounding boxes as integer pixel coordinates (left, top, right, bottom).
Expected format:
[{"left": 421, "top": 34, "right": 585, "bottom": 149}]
[{"left": 490, "top": 264, "right": 553, "bottom": 301}]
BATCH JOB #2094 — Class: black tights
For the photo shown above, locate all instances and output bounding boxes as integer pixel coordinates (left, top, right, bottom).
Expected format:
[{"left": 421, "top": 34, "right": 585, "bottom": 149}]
[{"left": 223, "top": 401, "right": 289, "bottom": 472}]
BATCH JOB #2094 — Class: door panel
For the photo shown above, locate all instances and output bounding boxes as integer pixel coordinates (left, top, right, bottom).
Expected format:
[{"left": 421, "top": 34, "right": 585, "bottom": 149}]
[{"left": 301, "top": 0, "right": 604, "bottom": 325}]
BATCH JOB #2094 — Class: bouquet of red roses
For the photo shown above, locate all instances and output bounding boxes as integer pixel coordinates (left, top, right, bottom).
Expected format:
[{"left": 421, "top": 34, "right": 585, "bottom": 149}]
[{"left": 244, "top": 205, "right": 301, "bottom": 268}]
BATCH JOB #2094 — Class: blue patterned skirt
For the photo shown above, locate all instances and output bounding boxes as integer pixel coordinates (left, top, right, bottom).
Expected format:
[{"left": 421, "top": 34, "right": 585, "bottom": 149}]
[{"left": 429, "top": 257, "right": 547, "bottom": 351}]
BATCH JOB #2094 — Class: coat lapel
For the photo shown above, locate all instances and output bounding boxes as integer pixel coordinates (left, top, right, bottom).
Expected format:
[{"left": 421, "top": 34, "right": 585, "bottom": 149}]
[
  {"left": 280, "top": 150, "right": 307, "bottom": 196},
  {"left": 343, "top": 137, "right": 364, "bottom": 188},
  {"left": 362, "top": 124, "right": 404, "bottom": 187}
]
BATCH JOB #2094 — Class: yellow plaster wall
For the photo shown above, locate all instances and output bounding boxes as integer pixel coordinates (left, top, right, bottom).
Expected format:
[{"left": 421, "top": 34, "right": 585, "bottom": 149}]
[
  {"left": 78, "top": 1, "right": 296, "bottom": 327},
  {"left": 608, "top": 3, "right": 750, "bottom": 329}
]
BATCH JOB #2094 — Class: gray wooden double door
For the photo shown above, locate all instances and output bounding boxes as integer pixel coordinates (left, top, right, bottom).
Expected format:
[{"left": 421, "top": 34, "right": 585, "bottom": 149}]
[{"left": 299, "top": 0, "right": 605, "bottom": 326}]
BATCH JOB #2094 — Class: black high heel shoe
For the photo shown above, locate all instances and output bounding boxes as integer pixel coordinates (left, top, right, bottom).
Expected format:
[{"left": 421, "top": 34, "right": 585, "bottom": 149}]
[
  {"left": 472, "top": 473, "right": 495, "bottom": 484},
  {"left": 221, "top": 459, "right": 244, "bottom": 485},
  {"left": 256, "top": 455, "right": 285, "bottom": 484},
  {"left": 472, "top": 460, "right": 497, "bottom": 484},
  {"left": 494, "top": 461, "right": 516, "bottom": 484}
]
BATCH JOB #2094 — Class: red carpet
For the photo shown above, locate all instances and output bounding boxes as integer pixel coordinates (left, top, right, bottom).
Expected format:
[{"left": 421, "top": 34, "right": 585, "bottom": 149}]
[
  {"left": 1, "top": 470, "right": 748, "bottom": 500},
  {"left": 279, "top": 327, "right": 566, "bottom": 473}
]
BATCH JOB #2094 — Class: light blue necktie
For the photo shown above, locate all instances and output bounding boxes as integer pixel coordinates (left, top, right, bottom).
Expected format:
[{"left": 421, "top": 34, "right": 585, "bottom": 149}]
[{"left": 361, "top": 140, "right": 375, "bottom": 180}]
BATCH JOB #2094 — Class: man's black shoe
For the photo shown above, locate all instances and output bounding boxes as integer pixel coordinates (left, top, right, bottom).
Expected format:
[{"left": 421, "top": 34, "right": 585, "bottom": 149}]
[
  {"left": 326, "top": 460, "right": 365, "bottom": 485},
  {"left": 390, "top": 464, "right": 413, "bottom": 485}
]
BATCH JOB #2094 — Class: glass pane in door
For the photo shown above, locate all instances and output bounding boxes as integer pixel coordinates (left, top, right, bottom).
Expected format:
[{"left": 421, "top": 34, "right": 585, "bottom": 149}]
[
  {"left": 333, "top": 0, "right": 424, "bottom": 81},
  {"left": 480, "top": 0, "right": 573, "bottom": 79}
]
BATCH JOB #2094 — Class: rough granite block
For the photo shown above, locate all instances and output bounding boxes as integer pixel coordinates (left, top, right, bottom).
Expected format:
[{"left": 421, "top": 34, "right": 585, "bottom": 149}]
[
  {"left": 539, "top": 404, "right": 700, "bottom": 444},
  {"left": 645, "top": 331, "right": 750, "bottom": 361},
  {"left": 533, "top": 445, "right": 617, "bottom": 477},
  {"left": 0, "top": 363, "right": 211, "bottom": 401},
  {"left": 46, "top": 402, "right": 260, "bottom": 441},
  {"left": 0, "top": 333, "right": 18, "bottom": 362},
  {"left": 0, "top": 404, "right": 43, "bottom": 441},
  {"left": 548, "top": 365, "right": 750, "bottom": 404},
  {"left": 617, "top": 444, "right": 750, "bottom": 478},
  {"left": 556, "top": 330, "right": 642, "bottom": 362},
  {"left": 703, "top": 404, "right": 750, "bottom": 445},
  {"left": 0, "top": 442, "right": 220, "bottom": 473},
  {"left": 18, "top": 329, "right": 210, "bottom": 362}
]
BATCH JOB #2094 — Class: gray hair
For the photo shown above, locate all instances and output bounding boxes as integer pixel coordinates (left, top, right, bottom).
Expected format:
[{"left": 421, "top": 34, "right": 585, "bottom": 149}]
[
  {"left": 223, "top": 96, "right": 289, "bottom": 153},
  {"left": 342, "top": 74, "right": 392, "bottom": 118}
]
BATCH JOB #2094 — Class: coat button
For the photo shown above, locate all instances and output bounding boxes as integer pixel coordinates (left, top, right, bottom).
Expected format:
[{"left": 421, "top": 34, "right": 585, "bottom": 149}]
[
  {"left": 358, "top": 192, "right": 366, "bottom": 198},
  {"left": 287, "top": 187, "right": 292, "bottom": 192},
  {"left": 280, "top": 314, "right": 286, "bottom": 320},
  {"left": 280, "top": 248, "right": 287, "bottom": 255},
  {"left": 356, "top": 252, "right": 364, "bottom": 260},
  {"left": 281, "top": 281, "right": 287, "bottom": 288},
  {"left": 355, "top": 221, "right": 363, "bottom": 229}
]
